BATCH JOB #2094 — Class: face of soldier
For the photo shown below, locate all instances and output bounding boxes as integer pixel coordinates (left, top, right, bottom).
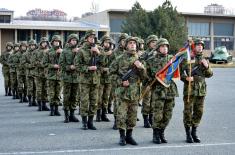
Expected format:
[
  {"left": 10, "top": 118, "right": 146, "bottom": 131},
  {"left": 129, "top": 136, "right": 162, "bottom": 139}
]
[
  {"left": 159, "top": 44, "right": 168, "bottom": 55},
  {"left": 149, "top": 41, "right": 157, "bottom": 49},
  {"left": 87, "top": 35, "right": 95, "bottom": 44},
  {"left": 140, "top": 43, "right": 144, "bottom": 50},
  {"left": 120, "top": 39, "right": 125, "bottom": 47},
  {"left": 195, "top": 44, "right": 203, "bottom": 54},
  {"left": 21, "top": 46, "right": 27, "bottom": 51},
  {"left": 53, "top": 40, "right": 60, "bottom": 47},
  {"left": 103, "top": 40, "right": 110, "bottom": 49},
  {"left": 41, "top": 42, "right": 48, "bottom": 48},
  {"left": 127, "top": 41, "right": 137, "bottom": 51},
  {"left": 7, "top": 46, "right": 12, "bottom": 51},
  {"left": 30, "top": 45, "right": 36, "bottom": 50},
  {"left": 70, "top": 38, "right": 77, "bottom": 46},
  {"left": 14, "top": 47, "right": 19, "bottom": 51}
]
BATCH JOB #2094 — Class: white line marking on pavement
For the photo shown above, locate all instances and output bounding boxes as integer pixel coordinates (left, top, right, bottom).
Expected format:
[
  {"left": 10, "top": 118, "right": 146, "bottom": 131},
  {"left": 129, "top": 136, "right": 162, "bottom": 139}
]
[{"left": 0, "top": 142, "right": 235, "bottom": 155}]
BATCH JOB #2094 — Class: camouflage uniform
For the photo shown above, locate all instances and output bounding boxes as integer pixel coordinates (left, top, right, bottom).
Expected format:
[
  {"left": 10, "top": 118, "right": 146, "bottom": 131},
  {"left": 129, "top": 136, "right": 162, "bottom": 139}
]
[
  {"left": 141, "top": 35, "right": 158, "bottom": 128},
  {"left": 146, "top": 38, "right": 178, "bottom": 144},
  {"left": 21, "top": 40, "right": 37, "bottom": 106},
  {"left": 8, "top": 43, "right": 20, "bottom": 99},
  {"left": 0, "top": 42, "right": 13, "bottom": 96},
  {"left": 42, "top": 35, "right": 62, "bottom": 116},
  {"left": 96, "top": 35, "right": 114, "bottom": 122},
  {"left": 59, "top": 33, "right": 80, "bottom": 123},
  {"left": 110, "top": 37, "right": 146, "bottom": 146},
  {"left": 74, "top": 30, "right": 101, "bottom": 130},
  {"left": 180, "top": 38, "right": 213, "bottom": 143},
  {"left": 109, "top": 33, "right": 128, "bottom": 129},
  {"left": 33, "top": 37, "right": 50, "bottom": 111},
  {"left": 17, "top": 42, "right": 28, "bottom": 103}
]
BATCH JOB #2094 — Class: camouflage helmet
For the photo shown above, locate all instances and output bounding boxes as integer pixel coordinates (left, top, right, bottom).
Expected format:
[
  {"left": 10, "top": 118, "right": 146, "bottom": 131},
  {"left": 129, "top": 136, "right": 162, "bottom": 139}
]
[
  {"left": 118, "top": 33, "right": 129, "bottom": 43},
  {"left": 156, "top": 38, "right": 169, "bottom": 50},
  {"left": 139, "top": 38, "right": 145, "bottom": 44},
  {"left": 14, "top": 43, "right": 20, "bottom": 48},
  {"left": 84, "top": 29, "right": 96, "bottom": 39},
  {"left": 100, "top": 35, "right": 111, "bottom": 45},
  {"left": 28, "top": 39, "right": 37, "bottom": 45},
  {"left": 40, "top": 37, "right": 50, "bottom": 46},
  {"left": 146, "top": 35, "right": 158, "bottom": 46},
  {"left": 50, "top": 35, "right": 62, "bottom": 46},
  {"left": 193, "top": 38, "right": 205, "bottom": 49},
  {"left": 6, "top": 42, "right": 13, "bottom": 48},
  {"left": 20, "top": 41, "right": 28, "bottom": 47},
  {"left": 67, "top": 33, "right": 79, "bottom": 43},
  {"left": 125, "top": 36, "right": 139, "bottom": 50}
]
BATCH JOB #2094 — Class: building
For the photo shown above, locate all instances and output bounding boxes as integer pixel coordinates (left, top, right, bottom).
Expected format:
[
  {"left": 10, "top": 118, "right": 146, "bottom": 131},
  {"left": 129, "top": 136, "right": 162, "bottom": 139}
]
[
  {"left": 0, "top": 8, "right": 109, "bottom": 54},
  {"left": 81, "top": 8, "right": 235, "bottom": 56}
]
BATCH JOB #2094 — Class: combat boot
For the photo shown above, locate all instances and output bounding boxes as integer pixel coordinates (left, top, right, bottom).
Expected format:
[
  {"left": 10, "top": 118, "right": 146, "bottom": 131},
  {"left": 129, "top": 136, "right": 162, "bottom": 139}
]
[
  {"left": 143, "top": 115, "right": 151, "bottom": 128},
  {"left": 149, "top": 114, "right": 153, "bottom": 125},
  {"left": 23, "top": 95, "right": 28, "bottom": 102},
  {"left": 32, "top": 97, "right": 37, "bottom": 106},
  {"left": 64, "top": 110, "right": 69, "bottom": 123},
  {"left": 185, "top": 126, "right": 193, "bottom": 143},
  {"left": 37, "top": 100, "right": 42, "bottom": 111},
  {"left": 191, "top": 126, "right": 201, "bottom": 143},
  {"left": 19, "top": 93, "right": 23, "bottom": 103},
  {"left": 159, "top": 128, "right": 168, "bottom": 143},
  {"left": 12, "top": 89, "right": 16, "bottom": 99},
  {"left": 153, "top": 128, "right": 161, "bottom": 144},
  {"left": 28, "top": 95, "right": 32, "bottom": 107},
  {"left": 50, "top": 105, "right": 55, "bottom": 116},
  {"left": 41, "top": 101, "right": 50, "bottom": 111},
  {"left": 54, "top": 105, "right": 61, "bottom": 116},
  {"left": 126, "top": 129, "right": 138, "bottom": 145},
  {"left": 101, "top": 108, "right": 110, "bottom": 122},
  {"left": 88, "top": 115, "right": 96, "bottom": 130},
  {"left": 82, "top": 116, "right": 88, "bottom": 130},
  {"left": 69, "top": 109, "right": 79, "bottom": 122},
  {"left": 107, "top": 104, "right": 113, "bottom": 114},
  {"left": 5, "top": 87, "right": 8, "bottom": 96},
  {"left": 96, "top": 109, "right": 101, "bottom": 122},
  {"left": 119, "top": 129, "right": 126, "bottom": 146},
  {"left": 8, "top": 88, "right": 12, "bottom": 96},
  {"left": 113, "top": 116, "right": 118, "bottom": 130}
]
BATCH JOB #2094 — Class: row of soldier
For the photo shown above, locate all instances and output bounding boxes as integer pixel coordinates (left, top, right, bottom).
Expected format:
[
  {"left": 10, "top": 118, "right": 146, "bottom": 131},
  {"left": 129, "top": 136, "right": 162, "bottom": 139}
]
[{"left": 0, "top": 30, "right": 213, "bottom": 146}]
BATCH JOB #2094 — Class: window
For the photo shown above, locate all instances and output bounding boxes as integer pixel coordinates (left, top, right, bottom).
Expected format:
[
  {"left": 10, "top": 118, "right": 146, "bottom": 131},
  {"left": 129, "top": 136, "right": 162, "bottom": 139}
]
[
  {"left": 214, "top": 23, "right": 234, "bottom": 36},
  {"left": 214, "top": 37, "right": 234, "bottom": 50},
  {"left": 0, "top": 15, "right": 11, "bottom": 23},
  {"left": 110, "top": 19, "right": 124, "bottom": 32},
  {"left": 188, "top": 22, "right": 210, "bottom": 36}
]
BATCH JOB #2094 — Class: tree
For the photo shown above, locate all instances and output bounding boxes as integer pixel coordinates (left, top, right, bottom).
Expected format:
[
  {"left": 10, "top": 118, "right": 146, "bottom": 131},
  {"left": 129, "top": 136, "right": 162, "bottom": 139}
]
[{"left": 122, "top": 0, "right": 187, "bottom": 52}]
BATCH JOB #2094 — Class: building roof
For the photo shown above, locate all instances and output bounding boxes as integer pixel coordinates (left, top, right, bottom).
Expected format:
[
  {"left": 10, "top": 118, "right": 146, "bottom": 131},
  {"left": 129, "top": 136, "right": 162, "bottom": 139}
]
[
  {"left": 181, "top": 12, "right": 235, "bottom": 18},
  {"left": 0, "top": 19, "right": 109, "bottom": 31},
  {"left": 0, "top": 8, "right": 13, "bottom": 12}
]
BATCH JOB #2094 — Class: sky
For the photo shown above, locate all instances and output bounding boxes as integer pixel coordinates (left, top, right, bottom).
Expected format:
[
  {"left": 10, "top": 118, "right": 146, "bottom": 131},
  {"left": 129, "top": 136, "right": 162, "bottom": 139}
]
[{"left": 1, "top": 0, "right": 235, "bottom": 19}]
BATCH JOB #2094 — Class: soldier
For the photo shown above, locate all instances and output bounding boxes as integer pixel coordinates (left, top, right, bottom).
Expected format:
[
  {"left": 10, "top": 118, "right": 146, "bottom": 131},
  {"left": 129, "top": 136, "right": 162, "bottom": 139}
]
[
  {"left": 0, "top": 42, "right": 13, "bottom": 96},
  {"left": 33, "top": 37, "right": 50, "bottom": 111},
  {"left": 146, "top": 38, "right": 178, "bottom": 144},
  {"left": 59, "top": 33, "right": 80, "bottom": 123},
  {"left": 74, "top": 30, "right": 101, "bottom": 130},
  {"left": 21, "top": 40, "right": 38, "bottom": 106},
  {"left": 180, "top": 38, "right": 213, "bottom": 143},
  {"left": 42, "top": 35, "right": 62, "bottom": 116},
  {"left": 96, "top": 35, "right": 114, "bottom": 122},
  {"left": 8, "top": 43, "right": 20, "bottom": 99},
  {"left": 110, "top": 37, "right": 146, "bottom": 146},
  {"left": 141, "top": 35, "right": 158, "bottom": 128},
  {"left": 109, "top": 33, "right": 129, "bottom": 130},
  {"left": 17, "top": 42, "right": 28, "bottom": 103},
  {"left": 136, "top": 37, "right": 145, "bottom": 56}
]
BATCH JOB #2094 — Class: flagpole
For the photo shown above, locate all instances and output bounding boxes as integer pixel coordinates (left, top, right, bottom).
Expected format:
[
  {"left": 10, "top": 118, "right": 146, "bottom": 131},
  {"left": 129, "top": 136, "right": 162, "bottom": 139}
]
[{"left": 187, "top": 61, "right": 192, "bottom": 102}]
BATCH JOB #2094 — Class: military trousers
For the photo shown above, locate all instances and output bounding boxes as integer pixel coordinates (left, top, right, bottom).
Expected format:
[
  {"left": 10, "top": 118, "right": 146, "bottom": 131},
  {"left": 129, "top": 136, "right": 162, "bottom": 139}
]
[
  {"left": 17, "top": 74, "right": 27, "bottom": 95},
  {"left": 2, "top": 69, "right": 10, "bottom": 88},
  {"left": 109, "top": 83, "right": 118, "bottom": 116},
  {"left": 116, "top": 99, "right": 138, "bottom": 130},
  {"left": 26, "top": 76, "right": 36, "bottom": 97},
  {"left": 62, "top": 82, "right": 79, "bottom": 111},
  {"left": 98, "top": 83, "right": 112, "bottom": 110},
  {"left": 80, "top": 83, "right": 99, "bottom": 117},
  {"left": 10, "top": 72, "right": 17, "bottom": 90},
  {"left": 35, "top": 77, "right": 47, "bottom": 101},
  {"left": 47, "top": 80, "right": 61, "bottom": 106},
  {"left": 152, "top": 98, "right": 175, "bottom": 129},
  {"left": 141, "top": 90, "right": 153, "bottom": 115},
  {"left": 183, "top": 95, "right": 205, "bottom": 127}
]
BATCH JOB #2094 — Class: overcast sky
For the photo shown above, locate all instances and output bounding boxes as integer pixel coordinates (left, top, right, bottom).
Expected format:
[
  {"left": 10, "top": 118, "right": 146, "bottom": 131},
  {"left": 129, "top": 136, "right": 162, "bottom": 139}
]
[{"left": 1, "top": 0, "right": 235, "bottom": 18}]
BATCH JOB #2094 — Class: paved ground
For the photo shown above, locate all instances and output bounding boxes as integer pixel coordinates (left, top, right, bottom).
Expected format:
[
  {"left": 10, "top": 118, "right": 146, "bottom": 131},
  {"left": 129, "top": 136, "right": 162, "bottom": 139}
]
[{"left": 0, "top": 67, "right": 235, "bottom": 155}]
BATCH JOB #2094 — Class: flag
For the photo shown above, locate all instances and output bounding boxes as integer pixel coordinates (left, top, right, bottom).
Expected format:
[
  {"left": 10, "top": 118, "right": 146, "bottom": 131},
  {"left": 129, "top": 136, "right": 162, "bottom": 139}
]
[{"left": 155, "top": 42, "right": 191, "bottom": 87}]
